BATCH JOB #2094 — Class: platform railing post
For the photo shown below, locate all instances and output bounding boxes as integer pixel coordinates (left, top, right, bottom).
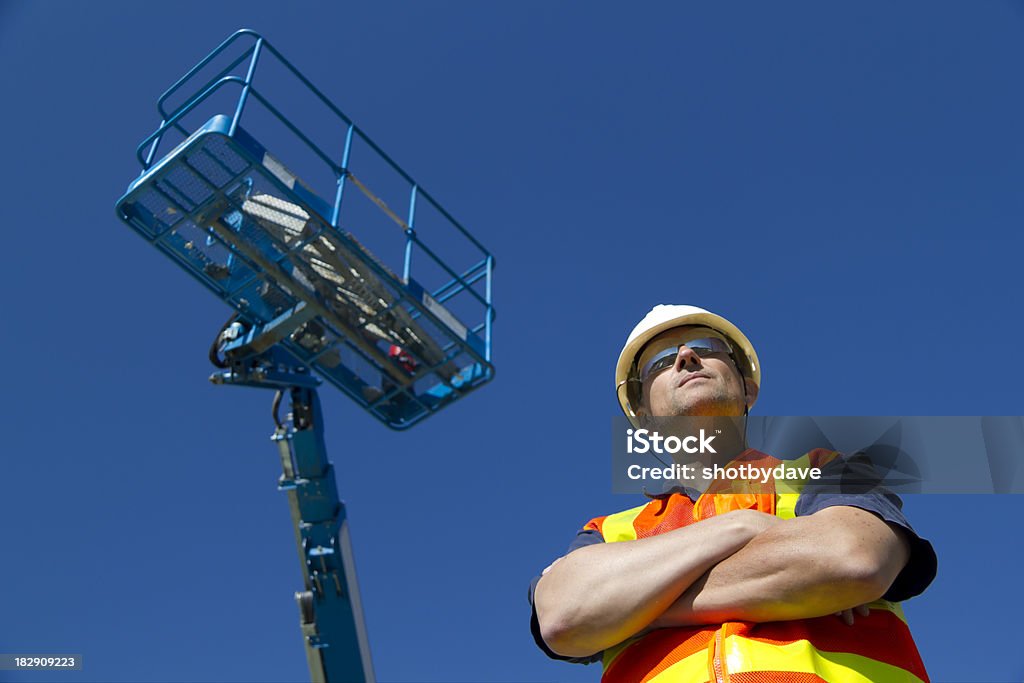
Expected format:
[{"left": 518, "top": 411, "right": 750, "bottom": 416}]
[
  {"left": 142, "top": 121, "right": 167, "bottom": 170},
  {"left": 229, "top": 37, "right": 264, "bottom": 137},
  {"left": 331, "top": 124, "right": 356, "bottom": 227},
  {"left": 403, "top": 185, "right": 418, "bottom": 281},
  {"left": 485, "top": 254, "right": 494, "bottom": 362}
]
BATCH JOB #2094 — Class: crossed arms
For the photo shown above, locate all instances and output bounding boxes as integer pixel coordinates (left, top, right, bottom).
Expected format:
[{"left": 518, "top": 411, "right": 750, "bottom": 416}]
[{"left": 533, "top": 506, "right": 911, "bottom": 658}]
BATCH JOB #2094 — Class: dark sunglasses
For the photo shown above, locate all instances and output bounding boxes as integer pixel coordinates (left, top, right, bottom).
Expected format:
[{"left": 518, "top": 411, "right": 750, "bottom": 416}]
[{"left": 638, "top": 337, "right": 734, "bottom": 382}]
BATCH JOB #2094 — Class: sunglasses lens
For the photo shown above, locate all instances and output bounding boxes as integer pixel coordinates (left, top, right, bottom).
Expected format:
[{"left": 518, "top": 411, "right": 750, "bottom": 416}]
[
  {"left": 639, "top": 337, "right": 733, "bottom": 381},
  {"left": 646, "top": 353, "right": 676, "bottom": 378},
  {"left": 689, "top": 338, "right": 729, "bottom": 355}
]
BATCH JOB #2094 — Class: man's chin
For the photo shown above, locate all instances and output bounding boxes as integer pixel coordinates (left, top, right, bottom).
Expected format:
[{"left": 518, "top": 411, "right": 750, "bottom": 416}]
[{"left": 667, "top": 398, "right": 742, "bottom": 418}]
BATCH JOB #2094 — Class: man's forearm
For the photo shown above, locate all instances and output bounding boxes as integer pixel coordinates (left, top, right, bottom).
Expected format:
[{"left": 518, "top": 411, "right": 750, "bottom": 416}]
[
  {"left": 651, "top": 506, "right": 911, "bottom": 627},
  {"left": 534, "top": 510, "right": 775, "bottom": 658}
]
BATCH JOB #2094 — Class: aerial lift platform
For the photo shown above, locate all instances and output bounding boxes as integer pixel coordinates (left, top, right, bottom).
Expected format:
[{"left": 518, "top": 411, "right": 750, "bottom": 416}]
[{"left": 115, "top": 29, "right": 495, "bottom": 682}]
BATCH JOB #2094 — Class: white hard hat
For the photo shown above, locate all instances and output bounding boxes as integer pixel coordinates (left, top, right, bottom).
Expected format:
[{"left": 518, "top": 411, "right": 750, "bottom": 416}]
[{"left": 615, "top": 305, "right": 761, "bottom": 423}]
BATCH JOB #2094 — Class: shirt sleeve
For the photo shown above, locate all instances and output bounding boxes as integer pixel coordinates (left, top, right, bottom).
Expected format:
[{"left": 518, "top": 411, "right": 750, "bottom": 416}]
[
  {"left": 794, "top": 487, "right": 938, "bottom": 602},
  {"left": 527, "top": 528, "right": 605, "bottom": 664}
]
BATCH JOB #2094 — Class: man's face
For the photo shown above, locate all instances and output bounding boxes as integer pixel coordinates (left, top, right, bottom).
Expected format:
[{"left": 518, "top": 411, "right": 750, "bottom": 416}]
[{"left": 636, "top": 326, "right": 755, "bottom": 418}]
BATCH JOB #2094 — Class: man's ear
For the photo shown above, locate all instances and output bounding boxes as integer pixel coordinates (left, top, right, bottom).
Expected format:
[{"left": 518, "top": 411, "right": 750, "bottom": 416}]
[
  {"left": 634, "top": 404, "right": 653, "bottom": 430},
  {"left": 631, "top": 380, "right": 649, "bottom": 417},
  {"left": 744, "top": 377, "right": 759, "bottom": 409}
]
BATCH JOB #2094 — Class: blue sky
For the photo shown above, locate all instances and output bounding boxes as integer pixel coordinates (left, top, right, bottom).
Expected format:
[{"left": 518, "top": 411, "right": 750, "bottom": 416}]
[{"left": 1, "top": 2, "right": 1022, "bottom": 681}]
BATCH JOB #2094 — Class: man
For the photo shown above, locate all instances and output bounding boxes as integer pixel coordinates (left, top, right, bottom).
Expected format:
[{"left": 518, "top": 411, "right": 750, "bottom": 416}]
[{"left": 529, "top": 305, "right": 936, "bottom": 682}]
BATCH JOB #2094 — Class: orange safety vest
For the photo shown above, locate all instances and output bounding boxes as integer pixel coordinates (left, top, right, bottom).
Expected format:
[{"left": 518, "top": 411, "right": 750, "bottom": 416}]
[{"left": 587, "top": 449, "right": 930, "bottom": 683}]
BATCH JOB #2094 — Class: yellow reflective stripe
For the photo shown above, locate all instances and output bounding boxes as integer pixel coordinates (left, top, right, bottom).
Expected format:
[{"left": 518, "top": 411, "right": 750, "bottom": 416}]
[
  {"left": 597, "top": 504, "right": 654, "bottom": 673},
  {"left": 723, "top": 635, "right": 926, "bottom": 683},
  {"left": 775, "top": 455, "right": 809, "bottom": 519},
  {"left": 774, "top": 450, "right": 840, "bottom": 519},
  {"left": 776, "top": 493, "right": 799, "bottom": 519},
  {"left": 600, "top": 503, "right": 648, "bottom": 543},
  {"left": 776, "top": 453, "right": 814, "bottom": 491}
]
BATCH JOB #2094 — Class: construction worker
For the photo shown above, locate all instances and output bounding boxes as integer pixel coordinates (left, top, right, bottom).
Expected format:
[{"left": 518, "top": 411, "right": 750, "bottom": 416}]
[{"left": 529, "top": 305, "right": 936, "bottom": 682}]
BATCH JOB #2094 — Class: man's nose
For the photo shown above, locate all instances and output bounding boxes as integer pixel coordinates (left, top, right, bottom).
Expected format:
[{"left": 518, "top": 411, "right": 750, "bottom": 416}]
[{"left": 674, "top": 345, "right": 703, "bottom": 372}]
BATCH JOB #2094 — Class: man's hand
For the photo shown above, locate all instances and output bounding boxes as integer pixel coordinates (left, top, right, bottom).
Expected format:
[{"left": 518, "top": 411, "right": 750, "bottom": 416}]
[{"left": 835, "top": 603, "right": 872, "bottom": 626}]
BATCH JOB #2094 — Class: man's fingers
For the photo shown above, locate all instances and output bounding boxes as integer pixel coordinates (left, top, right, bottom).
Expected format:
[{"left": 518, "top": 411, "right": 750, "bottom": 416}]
[
  {"left": 835, "top": 604, "right": 871, "bottom": 626},
  {"left": 835, "top": 609, "right": 854, "bottom": 626}
]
